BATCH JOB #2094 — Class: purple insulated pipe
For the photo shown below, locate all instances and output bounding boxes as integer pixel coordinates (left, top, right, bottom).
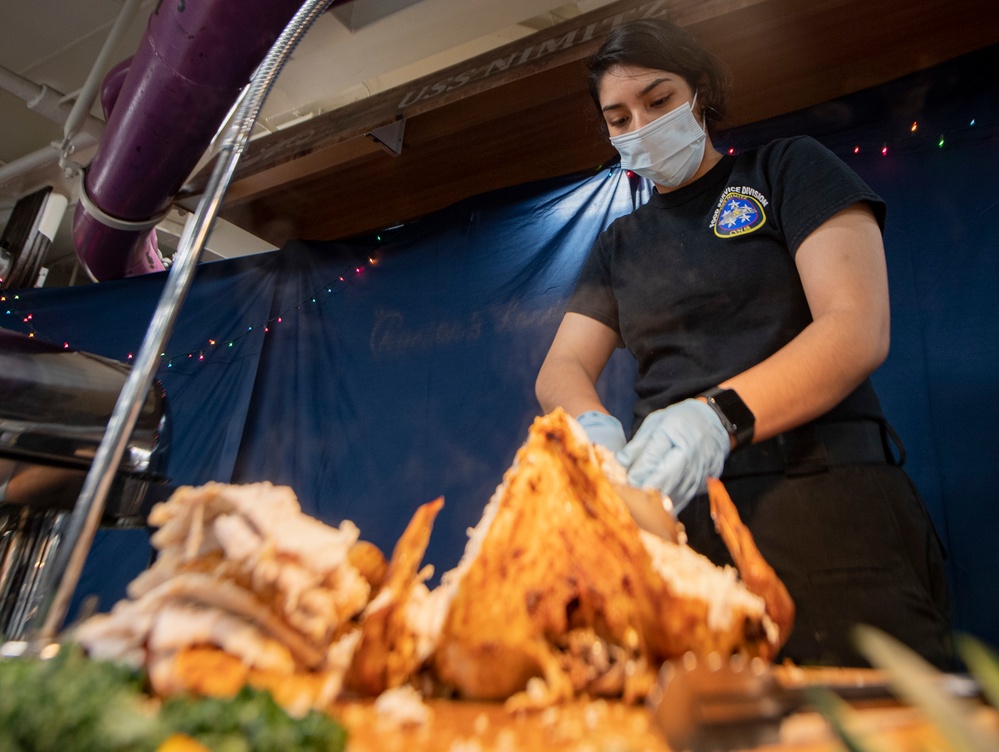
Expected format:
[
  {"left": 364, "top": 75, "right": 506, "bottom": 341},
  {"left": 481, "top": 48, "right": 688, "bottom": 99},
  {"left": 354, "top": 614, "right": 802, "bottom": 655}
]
[
  {"left": 100, "top": 56, "right": 132, "bottom": 118},
  {"left": 74, "top": 0, "right": 307, "bottom": 280}
]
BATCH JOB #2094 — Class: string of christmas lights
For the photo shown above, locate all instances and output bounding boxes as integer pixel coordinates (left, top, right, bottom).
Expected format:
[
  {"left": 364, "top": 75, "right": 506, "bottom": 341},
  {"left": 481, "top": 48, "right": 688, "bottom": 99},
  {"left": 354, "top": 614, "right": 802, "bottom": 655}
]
[
  {"left": 1, "top": 253, "right": 380, "bottom": 370},
  {"left": 720, "top": 114, "right": 988, "bottom": 158},
  {"left": 849, "top": 117, "right": 982, "bottom": 158}
]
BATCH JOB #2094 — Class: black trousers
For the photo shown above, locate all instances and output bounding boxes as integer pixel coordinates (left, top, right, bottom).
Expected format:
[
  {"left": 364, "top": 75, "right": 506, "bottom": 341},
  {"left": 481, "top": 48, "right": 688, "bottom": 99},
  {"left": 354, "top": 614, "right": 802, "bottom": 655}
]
[{"left": 678, "top": 462, "right": 954, "bottom": 669}]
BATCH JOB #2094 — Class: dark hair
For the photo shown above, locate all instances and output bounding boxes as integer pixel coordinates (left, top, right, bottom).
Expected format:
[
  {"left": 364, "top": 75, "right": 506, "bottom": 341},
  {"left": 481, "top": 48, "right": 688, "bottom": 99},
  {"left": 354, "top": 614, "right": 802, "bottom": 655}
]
[{"left": 586, "top": 19, "right": 730, "bottom": 135}]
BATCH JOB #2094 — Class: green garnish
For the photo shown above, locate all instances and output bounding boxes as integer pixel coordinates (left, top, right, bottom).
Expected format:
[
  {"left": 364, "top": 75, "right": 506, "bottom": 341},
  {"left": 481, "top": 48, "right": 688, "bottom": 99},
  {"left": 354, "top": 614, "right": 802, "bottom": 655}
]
[
  {"left": 0, "top": 645, "right": 346, "bottom": 752},
  {"left": 160, "top": 687, "right": 347, "bottom": 752}
]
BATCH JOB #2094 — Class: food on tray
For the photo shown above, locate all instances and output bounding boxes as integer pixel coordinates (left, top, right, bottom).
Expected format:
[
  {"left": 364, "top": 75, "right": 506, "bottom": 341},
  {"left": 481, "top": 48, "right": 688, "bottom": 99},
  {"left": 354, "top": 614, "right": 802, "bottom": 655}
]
[
  {"left": 73, "top": 408, "right": 793, "bottom": 717},
  {"left": 425, "top": 408, "right": 793, "bottom": 709},
  {"left": 74, "top": 481, "right": 381, "bottom": 715},
  {"left": 345, "top": 496, "right": 444, "bottom": 696}
]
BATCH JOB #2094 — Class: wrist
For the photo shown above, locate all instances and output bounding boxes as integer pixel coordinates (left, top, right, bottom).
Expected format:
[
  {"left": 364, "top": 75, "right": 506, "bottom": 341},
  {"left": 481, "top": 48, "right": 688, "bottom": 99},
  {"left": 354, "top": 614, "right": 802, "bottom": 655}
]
[
  {"left": 575, "top": 410, "right": 627, "bottom": 452},
  {"left": 697, "top": 387, "right": 755, "bottom": 450}
]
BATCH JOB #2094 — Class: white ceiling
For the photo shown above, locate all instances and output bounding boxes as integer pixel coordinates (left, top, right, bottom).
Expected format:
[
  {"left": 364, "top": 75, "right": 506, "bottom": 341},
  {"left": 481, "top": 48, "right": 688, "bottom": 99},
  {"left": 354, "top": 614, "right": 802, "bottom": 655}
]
[{"left": 0, "top": 0, "right": 618, "bottom": 282}]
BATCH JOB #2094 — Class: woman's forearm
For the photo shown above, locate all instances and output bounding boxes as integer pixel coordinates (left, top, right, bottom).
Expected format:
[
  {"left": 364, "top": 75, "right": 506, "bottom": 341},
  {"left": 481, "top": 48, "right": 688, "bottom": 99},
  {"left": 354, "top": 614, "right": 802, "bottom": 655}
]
[
  {"left": 536, "top": 355, "right": 609, "bottom": 417},
  {"left": 536, "top": 312, "right": 621, "bottom": 417},
  {"left": 722, "top": 307, "right": 888, "bottom": 442}
]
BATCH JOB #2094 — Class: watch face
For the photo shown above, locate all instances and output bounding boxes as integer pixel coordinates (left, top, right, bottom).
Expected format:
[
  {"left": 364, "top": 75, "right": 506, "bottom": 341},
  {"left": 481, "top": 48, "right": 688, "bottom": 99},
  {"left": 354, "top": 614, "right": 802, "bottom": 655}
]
[
  {"left": 702, "top": 387, "right": 755, "bottom": 449},
  {"left": 713, "top": 390, "right": 754, "bottom": 430}
]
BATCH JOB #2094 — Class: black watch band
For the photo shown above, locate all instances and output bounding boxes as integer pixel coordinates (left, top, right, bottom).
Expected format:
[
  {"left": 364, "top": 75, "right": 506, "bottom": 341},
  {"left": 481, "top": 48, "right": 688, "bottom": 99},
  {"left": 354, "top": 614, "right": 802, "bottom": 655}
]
[{"left": 699, "top": 386, "right": 755, "bottom": 449}]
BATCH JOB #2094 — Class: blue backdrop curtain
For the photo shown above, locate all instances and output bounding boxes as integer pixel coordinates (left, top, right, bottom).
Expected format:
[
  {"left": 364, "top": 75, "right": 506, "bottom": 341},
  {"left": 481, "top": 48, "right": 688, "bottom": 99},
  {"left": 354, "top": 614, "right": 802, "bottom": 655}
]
[
  {"left": 226, "top": 175, "right": 644, "bottom": 572},
  {"left": 4, "top": 43, "right": 996, "bottom": 648}
]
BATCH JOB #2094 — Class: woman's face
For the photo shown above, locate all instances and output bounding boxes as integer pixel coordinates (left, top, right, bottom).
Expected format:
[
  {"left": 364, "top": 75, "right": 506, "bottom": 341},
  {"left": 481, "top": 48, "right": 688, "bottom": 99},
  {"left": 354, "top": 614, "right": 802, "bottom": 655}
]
[{"left": 597, "top": 64, "right": 697, "bottom": 137}]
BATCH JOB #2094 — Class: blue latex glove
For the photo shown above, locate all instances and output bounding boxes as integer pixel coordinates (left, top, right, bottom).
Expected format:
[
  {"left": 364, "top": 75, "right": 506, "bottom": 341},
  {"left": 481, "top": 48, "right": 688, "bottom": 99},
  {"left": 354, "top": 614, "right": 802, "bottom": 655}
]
[
  {"left": 575, "top": 410, "right": 627, "bottom": 453},
  {"left": 615, "top": 398, "right": 730, "bottom": 514}
]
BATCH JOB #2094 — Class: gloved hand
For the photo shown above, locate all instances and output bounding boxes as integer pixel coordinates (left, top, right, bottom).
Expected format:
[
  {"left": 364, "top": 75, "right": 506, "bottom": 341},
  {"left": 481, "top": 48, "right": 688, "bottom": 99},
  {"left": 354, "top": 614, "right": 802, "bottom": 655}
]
[
  {"left": 575, "top": 410, "right": 627, "bottom": 453},
  {"left": 615, "top": 398, "right": 730, "bottom": 514}
]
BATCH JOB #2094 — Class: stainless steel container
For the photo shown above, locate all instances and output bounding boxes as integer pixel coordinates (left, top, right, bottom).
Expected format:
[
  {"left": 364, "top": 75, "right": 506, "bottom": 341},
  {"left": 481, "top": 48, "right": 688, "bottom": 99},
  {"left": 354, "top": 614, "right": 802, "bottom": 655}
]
[{"left": 0, "top": 327, "right": 171, "bottom": 639}]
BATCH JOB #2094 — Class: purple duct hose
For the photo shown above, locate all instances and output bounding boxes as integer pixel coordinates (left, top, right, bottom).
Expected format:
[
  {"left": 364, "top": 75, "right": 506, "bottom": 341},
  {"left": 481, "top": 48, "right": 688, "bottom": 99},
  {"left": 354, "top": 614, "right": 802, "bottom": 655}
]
[
  {"left": 74, "top": 0, "right": 306, "bottom": 280},
  {"left": 99, "top": 56, "right": 132, "bottom": 118}
]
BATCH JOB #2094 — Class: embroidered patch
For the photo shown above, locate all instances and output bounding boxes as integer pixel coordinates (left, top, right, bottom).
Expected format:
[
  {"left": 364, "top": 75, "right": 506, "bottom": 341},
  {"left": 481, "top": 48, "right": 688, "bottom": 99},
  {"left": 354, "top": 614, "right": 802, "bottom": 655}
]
[{"left": 712, "top": 190, "right": 767, "bottom": 238}]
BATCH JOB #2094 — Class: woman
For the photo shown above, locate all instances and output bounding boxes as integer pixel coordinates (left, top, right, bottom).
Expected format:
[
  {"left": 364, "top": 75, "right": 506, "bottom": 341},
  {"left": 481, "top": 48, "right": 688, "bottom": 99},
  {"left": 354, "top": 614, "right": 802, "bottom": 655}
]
[{"left": 535, "top": 18, "right": 953, "bottom": 667}]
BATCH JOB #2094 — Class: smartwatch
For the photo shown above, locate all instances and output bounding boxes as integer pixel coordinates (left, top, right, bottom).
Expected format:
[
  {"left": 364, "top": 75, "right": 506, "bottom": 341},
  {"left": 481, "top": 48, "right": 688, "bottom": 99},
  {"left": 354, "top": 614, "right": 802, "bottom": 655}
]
[{"left": 698, "top": 386, "right": 755, "bottom": 450}]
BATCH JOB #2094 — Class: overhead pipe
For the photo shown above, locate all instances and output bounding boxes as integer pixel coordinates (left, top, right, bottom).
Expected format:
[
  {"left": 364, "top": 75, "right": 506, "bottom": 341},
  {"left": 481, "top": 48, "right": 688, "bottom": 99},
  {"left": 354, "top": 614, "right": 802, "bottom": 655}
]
[
  {"left": 0, "top": 67, "right": 102, "bottom": 197},
  {"left": 0, "top": 139, "right": 95, "bottom": 194},
  {"left": 73, "top": 0, "right": 311, "bottom": 280},
  {"left": 0, "top": 66, "right": 105, "bottom": 141},
  {"left": 0, "top": 0, "right": 140, "bottom": 232},
  {"left": 97, "top": 57, "right": 132, "bottom": 124},
  {"left": 58, "top": 0, "right": 146, "bottom": 164}
]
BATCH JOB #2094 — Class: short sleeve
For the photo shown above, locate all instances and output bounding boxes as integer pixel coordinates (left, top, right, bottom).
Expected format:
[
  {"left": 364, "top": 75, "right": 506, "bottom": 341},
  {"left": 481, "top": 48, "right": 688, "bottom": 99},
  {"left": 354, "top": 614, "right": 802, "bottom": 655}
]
[
  {"left": 768, "top": 137, "right": 886, "bottom": 256},
  {"left": 565, "top": 231, "right": 621, "bottom": 335}
]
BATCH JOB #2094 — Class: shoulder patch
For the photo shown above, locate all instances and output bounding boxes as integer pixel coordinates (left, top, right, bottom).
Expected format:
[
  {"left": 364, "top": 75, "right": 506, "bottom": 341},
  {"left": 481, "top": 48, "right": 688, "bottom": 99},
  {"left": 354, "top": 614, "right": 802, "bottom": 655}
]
[{"left": 711, "top": 189, "right": 767, "bottom": 238}]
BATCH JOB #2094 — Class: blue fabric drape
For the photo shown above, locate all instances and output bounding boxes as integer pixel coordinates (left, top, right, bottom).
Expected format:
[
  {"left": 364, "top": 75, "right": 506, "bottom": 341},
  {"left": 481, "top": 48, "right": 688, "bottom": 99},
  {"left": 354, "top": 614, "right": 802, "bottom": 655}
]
[
  {"left": 3, "top": 44, "right": 996, "bottom": 648},
  {"left": 228, "top": 172, "right": 644, "bottom": 575}
]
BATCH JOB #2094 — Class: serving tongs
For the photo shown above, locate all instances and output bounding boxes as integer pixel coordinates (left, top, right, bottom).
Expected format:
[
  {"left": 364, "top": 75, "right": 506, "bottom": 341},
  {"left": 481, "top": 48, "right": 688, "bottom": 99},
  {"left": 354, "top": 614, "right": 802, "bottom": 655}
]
[{"left": 646, "top": 651, "right": 982, "bottom": 752}]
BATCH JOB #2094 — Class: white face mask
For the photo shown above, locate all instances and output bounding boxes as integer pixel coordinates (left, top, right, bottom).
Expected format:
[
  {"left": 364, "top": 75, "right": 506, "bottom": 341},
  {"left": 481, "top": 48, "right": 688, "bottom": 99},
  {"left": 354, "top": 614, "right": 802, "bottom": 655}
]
[{"left": 609, "top": 95, "right": 707, "bottom": 187}]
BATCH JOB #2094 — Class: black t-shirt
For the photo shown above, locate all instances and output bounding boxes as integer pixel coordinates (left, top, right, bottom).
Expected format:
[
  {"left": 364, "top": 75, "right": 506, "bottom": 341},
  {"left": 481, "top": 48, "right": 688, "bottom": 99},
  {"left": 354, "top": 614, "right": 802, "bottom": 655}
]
[{"left": 567, "top": 136, "right": 888, "bottom": 433}]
